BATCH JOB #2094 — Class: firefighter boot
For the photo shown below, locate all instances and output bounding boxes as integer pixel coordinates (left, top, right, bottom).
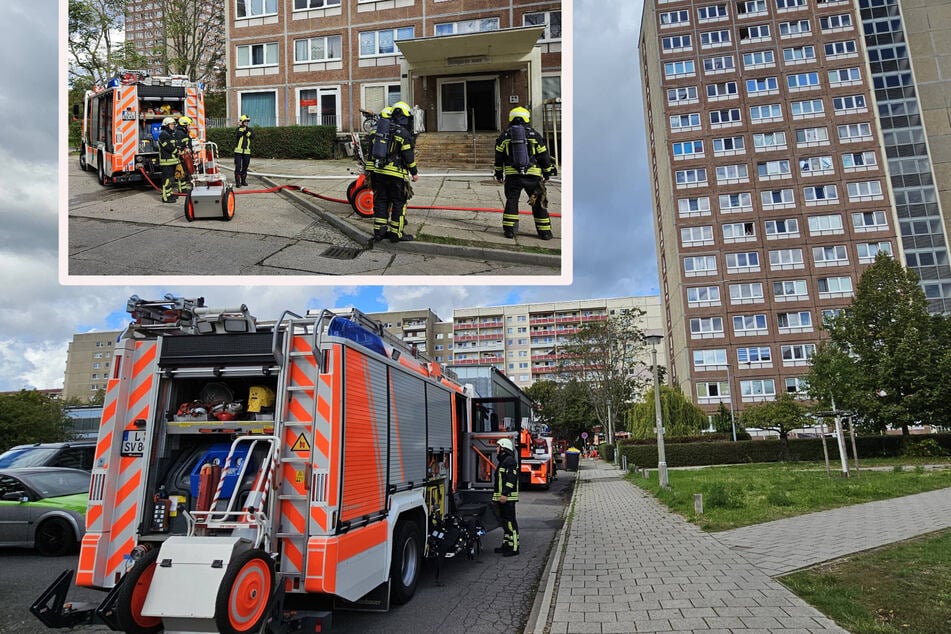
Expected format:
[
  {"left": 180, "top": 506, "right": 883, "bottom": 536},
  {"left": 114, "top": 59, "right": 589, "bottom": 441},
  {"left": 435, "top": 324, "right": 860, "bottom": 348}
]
[
  {"left": 503, "top": 221, "right": 519, "bottom": 239},
  {"left": 503, "top": 548, "right": 520, "bottom": 557}
]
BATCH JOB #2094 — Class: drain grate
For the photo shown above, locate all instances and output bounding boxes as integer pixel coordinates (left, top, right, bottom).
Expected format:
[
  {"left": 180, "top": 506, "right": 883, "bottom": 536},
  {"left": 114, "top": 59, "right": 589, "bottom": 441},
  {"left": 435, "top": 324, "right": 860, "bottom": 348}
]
[{"left": 321, "top": 246, "right": 362, "bottom": 260}]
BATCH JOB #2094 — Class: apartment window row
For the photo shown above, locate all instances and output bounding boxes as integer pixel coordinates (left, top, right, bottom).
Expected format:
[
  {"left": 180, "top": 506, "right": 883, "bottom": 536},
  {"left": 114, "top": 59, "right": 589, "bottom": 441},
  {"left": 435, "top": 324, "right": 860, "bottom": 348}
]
[
  {"left": 688, "top": 309, "right": 823, "bottom": 338},
  {"left": 662, "top": 5, "right": 853, "bottom": 31},
  {"left": 684, "top": 245, "right": 870, "bottom": 274},
  {"left": 679, "top": 214, "right": 891, "bottom": 244},
  {"left": 693, "top": 342, "right": 819, "bottom": 370},
  {"left": 664, "top": 56, "right": 864, "bottom": 89},
  {"left": 696, "top": 377, "right": 813, "bottom": 400}
]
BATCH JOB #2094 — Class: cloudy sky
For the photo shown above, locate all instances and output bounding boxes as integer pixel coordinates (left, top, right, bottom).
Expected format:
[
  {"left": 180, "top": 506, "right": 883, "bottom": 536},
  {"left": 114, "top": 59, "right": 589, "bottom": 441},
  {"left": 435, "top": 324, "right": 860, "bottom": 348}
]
[{"left": 0, "top": 0, "right": 651, "bottom": 391}]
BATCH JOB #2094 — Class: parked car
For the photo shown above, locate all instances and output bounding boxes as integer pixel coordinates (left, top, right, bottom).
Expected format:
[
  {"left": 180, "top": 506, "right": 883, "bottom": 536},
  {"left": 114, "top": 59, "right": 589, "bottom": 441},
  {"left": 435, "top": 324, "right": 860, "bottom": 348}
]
[
  {"left": 0, "top": 467, "right": 90, "bottom": 556},
  {"left": 0, "top": 440, "right": 96, "bottom": 471}
]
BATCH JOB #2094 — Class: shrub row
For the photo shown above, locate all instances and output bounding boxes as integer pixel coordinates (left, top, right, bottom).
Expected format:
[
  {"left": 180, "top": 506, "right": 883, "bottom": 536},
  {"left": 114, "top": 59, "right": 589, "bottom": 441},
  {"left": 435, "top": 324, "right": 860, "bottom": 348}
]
[{"left": 206, "top": 125, "right": 338, "bottom": 160}]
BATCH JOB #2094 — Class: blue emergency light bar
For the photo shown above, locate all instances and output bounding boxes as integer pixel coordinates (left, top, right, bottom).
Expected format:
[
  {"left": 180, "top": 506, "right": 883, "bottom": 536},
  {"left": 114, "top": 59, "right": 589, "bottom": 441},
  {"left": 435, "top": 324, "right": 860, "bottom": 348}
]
[{"left": 327, "top": 316, "right": 386, "bottom": 357}]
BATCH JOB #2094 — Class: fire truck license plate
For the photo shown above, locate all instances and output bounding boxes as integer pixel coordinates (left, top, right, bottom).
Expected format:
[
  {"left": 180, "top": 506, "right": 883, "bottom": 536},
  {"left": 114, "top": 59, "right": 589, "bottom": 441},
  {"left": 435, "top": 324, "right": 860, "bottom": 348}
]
[
  {"left": 121, "top": 111, "right": 136, "bottom": 121},
  {"left": 121, "top": 430, "right": 146, "bottom": 457}
]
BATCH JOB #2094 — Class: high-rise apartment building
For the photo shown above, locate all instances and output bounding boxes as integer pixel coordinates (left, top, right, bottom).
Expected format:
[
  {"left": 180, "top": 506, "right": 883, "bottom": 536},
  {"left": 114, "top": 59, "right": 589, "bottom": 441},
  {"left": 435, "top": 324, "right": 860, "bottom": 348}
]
[
  {"left": 638, "top": 0, "right": 932, "bottom": 415},
  {"left": 62, "top": 331, "right": 122, "bottom": 401},
  {"left": 225, "top": 0, "right": 562, "bottom": 131},
  {"left": 366, "top": 308, "right": 443, "bottom": 360}
]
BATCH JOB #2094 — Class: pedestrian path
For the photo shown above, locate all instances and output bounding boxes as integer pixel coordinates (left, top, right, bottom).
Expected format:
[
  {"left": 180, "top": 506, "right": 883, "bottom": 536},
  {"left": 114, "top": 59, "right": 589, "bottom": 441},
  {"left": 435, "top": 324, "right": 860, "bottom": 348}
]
[{"left": 532, "top": 459, "right": 942, "bottom": 633}]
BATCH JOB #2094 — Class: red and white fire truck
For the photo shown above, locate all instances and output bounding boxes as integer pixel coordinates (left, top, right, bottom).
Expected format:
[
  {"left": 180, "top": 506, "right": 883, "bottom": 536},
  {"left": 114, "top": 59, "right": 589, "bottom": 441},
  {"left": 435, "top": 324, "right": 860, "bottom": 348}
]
[{"left": 32, "top": 296, "right": 518, "bottom": 633}]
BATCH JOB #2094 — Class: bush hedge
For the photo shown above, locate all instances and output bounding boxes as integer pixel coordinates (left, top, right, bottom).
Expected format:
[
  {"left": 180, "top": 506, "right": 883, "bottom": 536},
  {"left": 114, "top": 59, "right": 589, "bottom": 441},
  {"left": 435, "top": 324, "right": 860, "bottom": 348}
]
[
  {"left": 205, "top": 125, "right": 338, "bottom": 160},
  {"left": 618, "top": 433, "right": 951, "bottom": 468}
]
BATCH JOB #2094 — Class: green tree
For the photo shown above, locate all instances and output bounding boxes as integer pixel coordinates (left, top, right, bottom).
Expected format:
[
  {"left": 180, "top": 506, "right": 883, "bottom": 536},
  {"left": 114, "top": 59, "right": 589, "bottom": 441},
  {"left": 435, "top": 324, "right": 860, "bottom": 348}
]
[
  {"left": 0, "top": 391, "right": 73, "bottom": 453},
  {"left": 628, "top": 385, "right": 707, "bottom": 439},
  {"left": 740, "top": 394, "right": 809, "bottom": 459},
  {"left": 524, "top": 379, "right": 596, "bottom": 445},
  {"left": 68, "top": 0, "right": 148, "bottom": 87},
  {"left": 157, "top": 0, "right": 225, "bottom": 84},
  {"left": 556, "top": 309, "right": 650, "bottom": 441},
  {"left": 710, "top": 402, "right": 736, "bottom": 435}
]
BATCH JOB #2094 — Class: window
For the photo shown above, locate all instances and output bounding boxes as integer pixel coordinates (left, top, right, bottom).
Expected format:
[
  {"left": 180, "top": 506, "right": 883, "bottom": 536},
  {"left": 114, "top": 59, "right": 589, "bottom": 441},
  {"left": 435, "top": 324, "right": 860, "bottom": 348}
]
[
  {"left": 857, "top": 241, "right": 893, "bottom": 260},
  {"left": 670, "top": 113, "right": 702, "bottom": 130},
  {"left": 716, "top": 163, "right": 749, "bottom": 181},
  {"left": 776, "top": 0, "right": 806, "bottom": 8},
  {"left": 294, "top": 0, "right": 341, "bottom": 8},
  {"left": 779, "top": 20, "right": 811, "bottom": 36},
  {"left": 838, "top": 122, "right": 872, "bottom": 141},
  {"left": 700, "top": 30, "right": 731, "bottom": 46},
  {"left": 782, "top": 344, "right": 816, "bottom": 362},
  {"left": 798, "top": 155, "right": 834, "bottom": 174},
  {"left": 738, "top": 0, "right": 768, "bottom": 14},
  {"left": 825, "top": 40, "right": 857, "bottom": 56},
  {"left": 687, "top": 286, "right": 721, "bottom": 305},
  {"left": 524, "top": 10, "right": 561, "bottom": 40},
  {"left": 694, "top": 349, "right": 728, "bottom": 367},
  {"left": 785, "top": 377, "right": 809, "bottom": 394},
  {"left": 757, "top": 159, "right": 791, "bottom": 177},
  {"left": 435, "top": 18, "right": 500, "bottom": 36},
  {"left": 238, "top": 0, "right": 278, "bottom": 18},
  {"left": 723, "top": 222, "right": 756, "bottom": 242},
  {"left": 852, "top": 210, "right": 887, "bottom": 230},
  {"left": 773, "top": 279, "right": 807, "bottom": 299},
  {"left": 750, "top": 104, "right": 782, "bottom": 122},
  {"left": 660, "top": 10, "right": 690, "bottom": 25},
  {"left": 820, "top": 14, "right": 853, "bottom": 30},
  {"left": 710, "top": 108, "right": 742, "bottom": 125},
  {"left": 706, "top": 81, "right": 738, "bottom": 98},
  {"left": 804, "top": 185, "right": 839, "bottom": 202},
  {"left": 740, "top": 24, "right": 771, "bottom": 40},
  {"left": 684, "top": 255, "right": 718, "bottom": 273},
  {"left": 719, "top": 192, "right": 752, "bottom": 211},
  {"left": 665, "top": 60, "right": 696, "bottom": 78},
  {"left": 738, "top": 346, "right": 771, "bottom": 363},
  {"left": 727, "top": 251, "right": 760, "bottom": 270},
  {"left": 697, "top": 382, "right": 730, "bottom": 399},
  {"left": 791, "top": 99, "right": 824, "bottom": 117},
  {"left": 777, "top": 311, "right": 812, "bottom": 328},
  {"left": 765, "top": 219, "right": 799, "bottom": 238},
  {"left": 697, "top": 4, "right": 729, "bottom": 20},
  {"left": 813, "top": 245, "right": 848, "bottom": 265},
  {"left": 237, "top": 42, "right": 279, "bottom": 68},
  {"left": 817, "top": 276, "right": 854, "bottom": 294},
  {"left": 842, "top": 151, "right": 877, "bottom": 169},
  {"left": 733, "top": 313, "right": 768, "bottom": 334},
  {"left": 847, "top": 180, "right": 883, "bottom": 199},
  {"left": 359, "top": 26, "right": 414, "bottom": 57},
  {"left": 753, "top": 131, "right": 786, "bottom": 150},
  {"left": 787, "top": 72, "right": 820, "bottom": 89},
  {"left": 294, "top": 35, "right": 343, "bottom": 63},
  {"left": 673, "top": 140, "right": 704, "bottom": 157},
  {"left": 675, "top": 168, "right": 708, "bottom": 185},
  {"left": 678, "top": 197, "right": 712, "bottom": 216},
  {"left": 796, "top": 126, "right": 829, "bottom": 144},
  {"left": 730, "top": 282, "right": 765, "bottom": 302},
  {"left": 713, "top": 136, "right": 745, "bottom": 153},
  {"left": 822, "top": 308, "right": 846, "bottom": 324},
  {"left": 746, "top": 76, "right": 779, "bottom": 95},
  {"left": 761, "top": 189, "right": 795, "bottom": 206},
  {"left": 769, "top": 248, "right": 804, "bottom": 267},
  {"left": 681, "top": 225, "right": 714, "bottom": 245},
  {"left": 703, "top": 55, "right": 735, "bottom": 73},
  {"left": 743, "top": 50, "right": 775, "bottom": 67},
  {"left": 662, "top": 34, "right": 693, "bottom": 51},
  {"left": 667, "top": 86, "right": 699, "bottom": 104},
  {"left": 783, "top": 45, "right": 816, "bottom": 62},
  {"left": 690, "top": 317, "right": 725, "bottom": 335},
  {"left": 829, "top": 67, "right": 862, "bottom": 85},
  {"left": 808, "top": 214, "right": 844, "bottom": 232},
  {"left": 833, "top": 95, "right": 866, "bottom": 112}
]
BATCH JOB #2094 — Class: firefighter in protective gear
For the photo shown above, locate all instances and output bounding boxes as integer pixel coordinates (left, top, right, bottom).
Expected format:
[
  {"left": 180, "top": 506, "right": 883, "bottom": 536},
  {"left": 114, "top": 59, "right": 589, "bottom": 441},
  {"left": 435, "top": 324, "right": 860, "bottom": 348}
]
[
  {"left": 492, "top": 437, "right": 520, "bottom": 556},
  {"left": 371, "top": 101, "right": 419, "bottom": 242},
  {"left": 494, "top": 106, "right": 556, "bottom": 240},
  {"left": 158, "top": 117, "right": 180, "bottom": 203},
  {"left": 173, "top": 116, "right": 193, "bottom": 192},
  {"left": 234, "top": 114, "right": 252, "bottom": 188}
]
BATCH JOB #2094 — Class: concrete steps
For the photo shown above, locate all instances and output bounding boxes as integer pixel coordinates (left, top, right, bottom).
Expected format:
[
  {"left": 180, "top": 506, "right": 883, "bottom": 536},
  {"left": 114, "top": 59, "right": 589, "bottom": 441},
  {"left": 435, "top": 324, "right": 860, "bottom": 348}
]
[{"left": 413, "top": 132, "right": 497, "bottom": 169}]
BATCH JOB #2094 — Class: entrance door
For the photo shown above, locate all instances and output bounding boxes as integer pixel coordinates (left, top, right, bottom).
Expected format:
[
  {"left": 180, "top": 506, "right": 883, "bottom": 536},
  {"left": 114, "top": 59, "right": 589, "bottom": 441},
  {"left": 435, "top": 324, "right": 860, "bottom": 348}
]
[
  {"left": 438, "top": 81, "right": 466, "bottom": 131},
  {"left": 437, "top": 77, "right": 498, "bottom": 132}
]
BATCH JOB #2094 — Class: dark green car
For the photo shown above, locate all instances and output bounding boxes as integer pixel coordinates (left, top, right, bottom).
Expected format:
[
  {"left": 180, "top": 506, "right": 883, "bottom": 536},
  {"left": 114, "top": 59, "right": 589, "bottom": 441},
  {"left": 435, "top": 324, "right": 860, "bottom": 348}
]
[{"left": 0, "top": 467, "right": 89, "bottom": 556}]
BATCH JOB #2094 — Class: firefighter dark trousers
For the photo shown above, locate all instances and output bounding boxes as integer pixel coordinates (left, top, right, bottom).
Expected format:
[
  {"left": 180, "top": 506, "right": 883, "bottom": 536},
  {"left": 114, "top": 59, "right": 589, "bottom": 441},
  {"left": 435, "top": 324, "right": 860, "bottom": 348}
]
[
  {"left": 372, "top": 172, "right": 409, "bottom": 238},
  {"left": 161, "top": 163, "right": 178, "bottom": 202},
  {"left": 503, "top": 174, "right": 551, "bottom": 235},
  {"left": 496, "top": 501, "right": 519, "bottom": 552},
  {"left": 235, "top": 153, "right": 251, "bottom": 185}
]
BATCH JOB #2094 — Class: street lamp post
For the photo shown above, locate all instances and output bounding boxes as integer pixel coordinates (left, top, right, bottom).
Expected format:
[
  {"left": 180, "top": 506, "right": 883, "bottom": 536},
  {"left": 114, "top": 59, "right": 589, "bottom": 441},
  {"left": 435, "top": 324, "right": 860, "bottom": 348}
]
[
  {"left": 645, "top": 334, "right": 668, "bottom": 488},
  {"left": 726, "top": 363, "right": 736, "bottom": 442}
]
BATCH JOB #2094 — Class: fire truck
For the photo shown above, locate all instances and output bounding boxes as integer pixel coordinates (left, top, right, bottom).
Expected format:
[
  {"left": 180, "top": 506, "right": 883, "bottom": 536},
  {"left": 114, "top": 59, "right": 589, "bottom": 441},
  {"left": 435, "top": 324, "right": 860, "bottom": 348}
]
[
  {"left": 519, "top": 427, "right": 555, "bottom": 489},
  {"left": 32, "top": 296, "right": 518, "bottom": 633},
  {"left": 75, "top": 70, "right": 206, "bottom": 186}
]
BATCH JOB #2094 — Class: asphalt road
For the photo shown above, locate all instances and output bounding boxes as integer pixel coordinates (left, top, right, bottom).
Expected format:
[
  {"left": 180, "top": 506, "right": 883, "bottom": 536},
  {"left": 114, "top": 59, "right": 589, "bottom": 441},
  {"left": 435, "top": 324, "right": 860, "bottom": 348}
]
[{"left": 0, "top": 472, "right": 573, "bottom": 634}]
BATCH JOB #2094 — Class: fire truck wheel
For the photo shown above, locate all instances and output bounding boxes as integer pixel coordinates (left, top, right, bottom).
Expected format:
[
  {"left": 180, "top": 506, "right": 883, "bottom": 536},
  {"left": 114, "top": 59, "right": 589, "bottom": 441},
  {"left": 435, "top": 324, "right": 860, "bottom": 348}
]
[
  {"left": 97, "top": 156, "right": 107, "bottom": 186},
  {"left": 115, "top": 547, "right": 163, "bottom": 634},
  {"left": 389, "top": 520, "right": 422, "bottom": 605},
  {"left": 34, "top": 517, "right": 77, "bottom": 557},
  {"left": 184, "top": 193, "right": 195, "bottom": 222},
  {"left": 351, "top": 184, "right": 375, "bottom": 218},
  {"left": 221, "top": 187, "right": 236, "bottom": 221},
  {"left": 79, "top": 146, "right": 88, "bottom": 172},
  {"left": 215, "top": 549, "right": 275, "bottom": 634}
]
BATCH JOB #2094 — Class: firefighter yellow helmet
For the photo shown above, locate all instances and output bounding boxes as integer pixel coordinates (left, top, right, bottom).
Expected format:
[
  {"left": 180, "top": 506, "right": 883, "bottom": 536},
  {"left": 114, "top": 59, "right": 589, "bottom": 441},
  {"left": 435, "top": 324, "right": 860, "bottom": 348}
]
[
  {"left": 380, "top": 106, "right": 394, "bottom": 119},
  {"left": 239, "top": 114, "right": 250, "bottom": 122},
  {"left": 497, "top": 438, "right": 514, "bottom": 452},
  {"left": 162, "top": 117, "right": 176, "bottom": 126},
  {"left": 178, "top": 116, "right": 192, "bottom": 126},
  {"left": 392, "top": 101, "right": 412, "bottom": 118},
  {"left": 509, "top": 106, "right": 530, "bottom": 123}
]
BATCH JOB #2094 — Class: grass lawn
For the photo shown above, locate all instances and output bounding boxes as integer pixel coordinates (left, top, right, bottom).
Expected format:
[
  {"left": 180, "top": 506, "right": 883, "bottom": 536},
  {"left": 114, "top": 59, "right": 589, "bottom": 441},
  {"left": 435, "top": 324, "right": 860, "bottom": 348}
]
[
  {"left": 780, "top": 529, "right": 951, "bottom": 634},
  {"left": 628, "top": 460, "right": 951, "bottom": 531}
]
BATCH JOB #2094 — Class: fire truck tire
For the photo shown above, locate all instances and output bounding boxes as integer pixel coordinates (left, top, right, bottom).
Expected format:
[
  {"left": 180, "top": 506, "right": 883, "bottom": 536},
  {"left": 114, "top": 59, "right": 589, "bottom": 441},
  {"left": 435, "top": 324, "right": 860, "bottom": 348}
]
[
  {"left": 184, "top": 193, "right": 195, "bottom": 222},
  {"left": 97, "top": 155, "right": 107, "bottom": 186},
  {"left": 221, "top": 187, "right": 236, "bottom": 221},
  {"left": 389, "top": 520, "right": 422, "bottom": 605},
  {"left": 215, "top": 549, "right": 275, "bottom": 634},
  {"left": 351, "top": 184, "right": 375, "bottom": 218},
  {"left": 115, "top": 547, "right": 163, "bottom": 634},
  {"left": 34, "top": 517, "right": 77, "bottom": 557},
  {"left": 79, "top": 146, "right": 88, "bottom": 172}
]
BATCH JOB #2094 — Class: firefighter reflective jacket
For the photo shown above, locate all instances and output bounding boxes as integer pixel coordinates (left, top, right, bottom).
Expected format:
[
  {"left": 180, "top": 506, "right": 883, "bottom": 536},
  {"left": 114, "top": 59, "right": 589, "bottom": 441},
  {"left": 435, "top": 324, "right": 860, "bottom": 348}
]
[
  {"left": 234, "top": 124, "right": 252, "bottom": 155},
  {"left": 372, "top": 122, "right": 417, "bottom": 179},
  {"left": 158, "top": 128, "right": 179, "bottom": 166},
  {"left": 492, "top": 450, "right": 519, "bottom": 502},
  {"left": 494, "top": 124, "right": 555, "bottom": 179}
]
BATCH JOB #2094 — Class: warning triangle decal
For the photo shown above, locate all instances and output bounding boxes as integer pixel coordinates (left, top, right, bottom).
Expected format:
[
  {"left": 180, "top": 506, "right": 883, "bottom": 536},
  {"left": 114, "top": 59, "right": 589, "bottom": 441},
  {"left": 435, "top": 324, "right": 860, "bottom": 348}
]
[{"left": 291, "top": 433, "right": 312, "bottom": 452}]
